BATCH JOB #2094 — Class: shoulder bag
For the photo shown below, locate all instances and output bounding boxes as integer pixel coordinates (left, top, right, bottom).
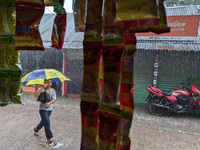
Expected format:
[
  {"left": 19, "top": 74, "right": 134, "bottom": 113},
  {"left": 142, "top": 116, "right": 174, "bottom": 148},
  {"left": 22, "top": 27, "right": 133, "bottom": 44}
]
[{"left": 37, "top": 90, "right": 50, "bottom": 104}]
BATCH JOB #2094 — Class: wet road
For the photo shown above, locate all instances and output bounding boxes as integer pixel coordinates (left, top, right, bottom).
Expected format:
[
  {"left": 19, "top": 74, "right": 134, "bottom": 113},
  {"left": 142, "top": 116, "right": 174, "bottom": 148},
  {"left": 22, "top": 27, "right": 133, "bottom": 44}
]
[
  {"left": 131, "top": 106, "right": 200, "bottom": 150},
  {"left": 0, "top": 92, "right": 200, "bottom": 150}
]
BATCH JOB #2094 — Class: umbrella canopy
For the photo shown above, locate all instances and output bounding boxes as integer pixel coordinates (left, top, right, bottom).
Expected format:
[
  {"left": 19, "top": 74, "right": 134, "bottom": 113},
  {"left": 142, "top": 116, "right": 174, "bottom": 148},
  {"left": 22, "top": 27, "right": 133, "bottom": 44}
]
[{"left": 21, "top": 69, "right": 71, "bottom": 86}]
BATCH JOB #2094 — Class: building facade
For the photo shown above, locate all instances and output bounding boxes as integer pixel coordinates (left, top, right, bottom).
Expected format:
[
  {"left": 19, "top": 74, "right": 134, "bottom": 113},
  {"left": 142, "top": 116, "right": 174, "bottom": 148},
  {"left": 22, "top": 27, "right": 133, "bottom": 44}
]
[{"left": 135, "top": 5, "right": 200, "bottom": 105}]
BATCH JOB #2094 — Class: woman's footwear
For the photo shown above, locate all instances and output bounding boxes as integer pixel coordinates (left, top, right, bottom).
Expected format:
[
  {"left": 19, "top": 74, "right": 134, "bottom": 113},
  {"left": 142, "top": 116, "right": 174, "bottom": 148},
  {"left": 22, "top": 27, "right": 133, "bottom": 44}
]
[
  {"left": 47, "top": 140, "right": 57, "bottom": 147},
  {"left": 34, "top": 128, "right": 40, "bottom": 136}
]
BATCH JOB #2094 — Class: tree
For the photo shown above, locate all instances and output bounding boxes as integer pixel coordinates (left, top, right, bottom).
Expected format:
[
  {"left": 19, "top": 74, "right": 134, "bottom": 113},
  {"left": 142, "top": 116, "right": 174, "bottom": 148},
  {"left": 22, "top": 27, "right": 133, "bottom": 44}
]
[
  {"left": 194, "top": 0, "right": 200, "bottom": 4},
  {"left": 165, "top": 0, "right": 200, "bottom": 7},
  {"left": 165, "top": 0, "right": 180, "bottom": 7}
]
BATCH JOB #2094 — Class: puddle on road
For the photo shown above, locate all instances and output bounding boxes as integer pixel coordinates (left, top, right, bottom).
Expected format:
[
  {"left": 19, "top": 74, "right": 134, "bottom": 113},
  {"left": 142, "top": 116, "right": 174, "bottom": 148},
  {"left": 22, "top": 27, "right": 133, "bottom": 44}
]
[
  {"left": 47, "top": 142, "right": 64, "bottom": 149},
  {"left": 53, "top": 142, "right": 64, "bottom": 148}
]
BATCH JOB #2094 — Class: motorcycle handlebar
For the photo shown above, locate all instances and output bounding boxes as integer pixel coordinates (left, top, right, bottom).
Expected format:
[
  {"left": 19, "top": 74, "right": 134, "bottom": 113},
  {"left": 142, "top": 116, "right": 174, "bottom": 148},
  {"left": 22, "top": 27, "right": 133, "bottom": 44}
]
[{"left": 179, "top": 77, "right": 191, "bottom": 90}]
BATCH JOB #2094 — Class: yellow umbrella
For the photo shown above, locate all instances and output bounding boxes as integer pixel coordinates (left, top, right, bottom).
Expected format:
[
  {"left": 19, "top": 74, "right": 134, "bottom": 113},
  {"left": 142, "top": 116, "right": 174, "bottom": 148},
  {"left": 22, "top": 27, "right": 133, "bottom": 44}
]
[{"left": 21, "top": 69, "right": 71, "bottom": 86}]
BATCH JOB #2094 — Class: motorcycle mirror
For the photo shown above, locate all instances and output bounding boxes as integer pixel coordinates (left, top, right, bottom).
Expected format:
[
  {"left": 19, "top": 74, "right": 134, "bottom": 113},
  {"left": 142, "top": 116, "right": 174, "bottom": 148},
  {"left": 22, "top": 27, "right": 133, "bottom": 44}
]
[
  {"left": 186, "top": 77, "right": 191, "bottom": 85},
  {"left": 187, "top": 77, "right": 191, "bottom": 81}
]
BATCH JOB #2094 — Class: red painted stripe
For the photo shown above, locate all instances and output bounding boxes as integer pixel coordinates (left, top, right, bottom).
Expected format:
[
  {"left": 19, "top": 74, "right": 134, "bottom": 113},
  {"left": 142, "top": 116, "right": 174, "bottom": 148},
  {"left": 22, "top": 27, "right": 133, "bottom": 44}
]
[
  {"left": 67, "top": 94, "right": 80, "bottom": 98},
  {"left": 64, "top": 52, "right": 68, "bottom": 96},
  {"left": 22, "top": 86, "right": 36, "bottom": 93}
]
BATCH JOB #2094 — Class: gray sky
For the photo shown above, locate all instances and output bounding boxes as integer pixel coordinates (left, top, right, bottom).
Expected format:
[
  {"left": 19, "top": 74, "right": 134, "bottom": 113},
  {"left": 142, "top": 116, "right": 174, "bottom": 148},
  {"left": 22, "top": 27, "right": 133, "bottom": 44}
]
[{"left": 64, "top": 0, "right": 73, "bottom": 12}]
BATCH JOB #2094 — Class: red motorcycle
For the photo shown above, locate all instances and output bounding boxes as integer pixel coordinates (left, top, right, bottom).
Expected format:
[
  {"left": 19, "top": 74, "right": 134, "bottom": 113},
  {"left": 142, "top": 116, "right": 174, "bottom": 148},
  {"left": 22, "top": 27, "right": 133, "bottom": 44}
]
[{"left": 146, "top": 80, "right": 200, "bottom": 118}]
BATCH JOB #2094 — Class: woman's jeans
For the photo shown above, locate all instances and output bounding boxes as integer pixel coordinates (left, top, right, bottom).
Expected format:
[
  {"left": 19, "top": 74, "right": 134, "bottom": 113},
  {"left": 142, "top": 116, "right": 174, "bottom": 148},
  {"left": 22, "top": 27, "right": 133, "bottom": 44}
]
[{"left": 37, "top": 110, "right": 53, "bottom": 139}]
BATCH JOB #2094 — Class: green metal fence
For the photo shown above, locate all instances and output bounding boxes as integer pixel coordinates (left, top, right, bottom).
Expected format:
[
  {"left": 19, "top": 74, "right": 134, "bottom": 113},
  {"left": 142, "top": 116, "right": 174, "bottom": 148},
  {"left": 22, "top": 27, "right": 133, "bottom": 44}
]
[{"left": 134, "top": 49, "right": 200, "bottom": 106}]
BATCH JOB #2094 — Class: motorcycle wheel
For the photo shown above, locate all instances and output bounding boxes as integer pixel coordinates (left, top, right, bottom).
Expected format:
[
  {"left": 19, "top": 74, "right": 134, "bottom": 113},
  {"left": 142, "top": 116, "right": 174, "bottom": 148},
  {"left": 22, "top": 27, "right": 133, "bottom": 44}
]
[
  {"left": 148, "top": 98, "right": 166, "bottom": 116},
  {"left": 192, "top": 105, "right": 200, "bottom": 119}
]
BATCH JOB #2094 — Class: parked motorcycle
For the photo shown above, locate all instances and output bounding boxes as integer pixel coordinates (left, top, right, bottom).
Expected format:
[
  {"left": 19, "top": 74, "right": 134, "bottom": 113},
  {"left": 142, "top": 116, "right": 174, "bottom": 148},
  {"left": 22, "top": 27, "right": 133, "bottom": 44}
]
[{"left": 146, "top": 79, "right": 200, "bottom": 118}]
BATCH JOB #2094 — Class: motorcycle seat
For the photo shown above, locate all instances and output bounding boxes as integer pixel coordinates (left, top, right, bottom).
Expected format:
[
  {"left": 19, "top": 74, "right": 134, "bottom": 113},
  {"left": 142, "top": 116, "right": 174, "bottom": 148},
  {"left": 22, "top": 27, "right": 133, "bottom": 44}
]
[{"left": 162, "top": 91, "right": 172, "bottom": 96}]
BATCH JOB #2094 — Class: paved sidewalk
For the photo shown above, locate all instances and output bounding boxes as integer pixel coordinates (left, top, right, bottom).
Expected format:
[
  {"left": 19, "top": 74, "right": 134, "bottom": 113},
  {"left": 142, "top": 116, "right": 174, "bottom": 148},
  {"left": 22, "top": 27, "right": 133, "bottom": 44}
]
[{"left": 0, "top": 92, "right": 199, "bottom": 150}]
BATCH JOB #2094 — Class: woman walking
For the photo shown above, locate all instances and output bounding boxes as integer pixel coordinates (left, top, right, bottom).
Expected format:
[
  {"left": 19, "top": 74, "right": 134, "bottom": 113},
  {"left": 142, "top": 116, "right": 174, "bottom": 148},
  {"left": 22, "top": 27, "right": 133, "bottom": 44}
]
[{"left": 33, "top": 79, "right": 57, "bottom": 147}]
